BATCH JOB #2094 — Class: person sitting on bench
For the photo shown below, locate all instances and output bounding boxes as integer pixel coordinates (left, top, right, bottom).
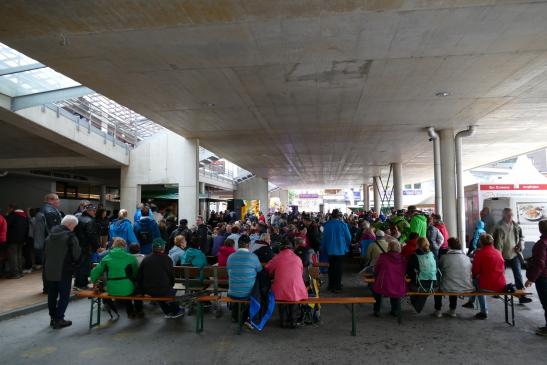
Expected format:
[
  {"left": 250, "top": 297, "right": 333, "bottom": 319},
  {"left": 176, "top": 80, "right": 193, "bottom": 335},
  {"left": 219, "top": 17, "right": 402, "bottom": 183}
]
[
  {"left": 90, "top": 237, "right": 142, "bottom": 319},
  {"left": 435, "top": 237, "right": 474, "bottom": 318},
  {"left": 168, "top": 235, "right": 186, "bottom": 265},
  {"left": 136, "top": 238, "right": 184, "bottom": 318},
  {"left": 471, "top": 234, "right": 506, "bottom": 320},
  {"left": 227, "top": 234, "right": 262, "bottom": 324},
  {"left": 371, "top": 240, "right": 406, "bottom": 318},
  {"left": 182, "top": 234, "right": 207, "bottom": 269},
  {"left": 218, "top": 238, "right": 236, "bottom": 267},
  {"left": 406, "top": 237, "right": 437, "bottom": 313},
  {"left": 266, "top": 241, "right": 308, "bottom": 328}
]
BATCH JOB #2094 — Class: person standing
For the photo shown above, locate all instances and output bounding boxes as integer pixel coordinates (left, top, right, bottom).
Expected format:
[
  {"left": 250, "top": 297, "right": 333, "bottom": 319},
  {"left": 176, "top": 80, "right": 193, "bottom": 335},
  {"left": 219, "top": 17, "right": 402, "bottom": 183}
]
[
  {"left": 195, "top": 215, "right": 211, "bottom": 255},
  {"left": 493, "top": 208, "right": 532, "bottom": 304},
  {"left": 525, "top": 220, "right": 547, "bottom": 337},
  {"left": 5, "top": 205, "right": 29, "bottom": 279},
  {"left": 481, "top": 207, "right": 496, "bottom": 235},
  {"left": 133, "top": 206, "right": 160, "bottom": 255},
  {"left": 34, "top": 193, "right": 64, "bottom": 293},
  {"left": 44, "top": 215, "right": 80, "bottom": 329},
  {"left": 74, "top": 204, "right": 100, "bottom": 290},
  {"left": 320, "top": 209, "right": 351, "bottom": 293}
]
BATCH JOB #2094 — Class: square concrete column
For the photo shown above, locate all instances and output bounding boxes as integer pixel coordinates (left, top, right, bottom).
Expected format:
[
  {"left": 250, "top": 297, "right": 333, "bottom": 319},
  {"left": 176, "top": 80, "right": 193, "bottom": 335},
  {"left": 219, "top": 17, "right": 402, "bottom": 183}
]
[
  {"left": 439, "top": 129, "right": 457, "bottom": 236},
  {"left": 120, "top": 130, "right": 198, "bottom": 224},
  {"left": 235, "top": 177, "right": 269, "bottom": 214},
  {"left": 362, "top": 184, "right": 370, "bottom": 210}
]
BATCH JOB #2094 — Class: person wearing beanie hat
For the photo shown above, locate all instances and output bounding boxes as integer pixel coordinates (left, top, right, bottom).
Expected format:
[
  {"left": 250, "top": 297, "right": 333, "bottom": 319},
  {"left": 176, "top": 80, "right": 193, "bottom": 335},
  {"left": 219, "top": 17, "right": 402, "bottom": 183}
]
[{"left": 137, "top": 237, "right": 184, "bottom": 318}]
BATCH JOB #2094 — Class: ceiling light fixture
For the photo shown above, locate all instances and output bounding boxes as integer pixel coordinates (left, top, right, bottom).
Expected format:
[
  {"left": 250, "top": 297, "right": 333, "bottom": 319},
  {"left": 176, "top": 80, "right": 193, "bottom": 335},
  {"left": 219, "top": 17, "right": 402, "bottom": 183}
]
[
  {"left": 435, "top": 91, "right": 449, "bottom": 97},
  {"left": 207, "top": 103, "right": 215, "bottom": 107}
]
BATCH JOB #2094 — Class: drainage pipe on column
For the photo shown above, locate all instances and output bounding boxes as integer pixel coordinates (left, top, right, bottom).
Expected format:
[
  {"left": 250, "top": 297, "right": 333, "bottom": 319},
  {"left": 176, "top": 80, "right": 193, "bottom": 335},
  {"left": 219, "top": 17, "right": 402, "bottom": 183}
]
[
  {"left": 427, "top": 127, "right": 442, "bottom": 215},
  {"left": 455, "top": 125, "right": 476, "bottom": 250}
]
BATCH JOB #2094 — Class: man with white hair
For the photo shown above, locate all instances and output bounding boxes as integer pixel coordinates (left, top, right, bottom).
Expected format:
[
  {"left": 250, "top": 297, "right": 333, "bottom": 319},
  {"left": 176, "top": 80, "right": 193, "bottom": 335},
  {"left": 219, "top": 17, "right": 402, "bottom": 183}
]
[{"left": 44, "top": 215, "right": 81, "bottom": 329}]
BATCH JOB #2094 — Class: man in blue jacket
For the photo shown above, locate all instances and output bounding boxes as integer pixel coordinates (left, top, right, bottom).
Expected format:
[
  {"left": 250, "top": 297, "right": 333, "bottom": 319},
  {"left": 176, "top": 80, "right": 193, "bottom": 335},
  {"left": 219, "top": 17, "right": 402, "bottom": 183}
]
[{"left": 321, "top": 209, "right": 351, "bottom": 293}]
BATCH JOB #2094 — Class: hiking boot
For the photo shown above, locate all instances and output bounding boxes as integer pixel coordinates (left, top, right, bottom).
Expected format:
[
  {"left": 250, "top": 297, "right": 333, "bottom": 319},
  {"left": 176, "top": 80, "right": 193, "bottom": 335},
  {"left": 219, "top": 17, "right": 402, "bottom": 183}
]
[
  {"left": 53, "top": 319, "right": 72, "bottom": 329},
  {"left": 462, "top": 301, "right": 475, "bottom": 309},
  {"left": 536, "top": 327, "right": 547, "bottom": 337},
  {"left": 519, "top": 297, "right": 532, "bottom": 304},
  {"left": 50, "top": 318, "right": 54, "bottom": 327},
  {"left": 166, "top": 308, "right": 185, "bottom": 319},
  {"left": 474, "top": 312, "right": 488, "bottom": 320}
]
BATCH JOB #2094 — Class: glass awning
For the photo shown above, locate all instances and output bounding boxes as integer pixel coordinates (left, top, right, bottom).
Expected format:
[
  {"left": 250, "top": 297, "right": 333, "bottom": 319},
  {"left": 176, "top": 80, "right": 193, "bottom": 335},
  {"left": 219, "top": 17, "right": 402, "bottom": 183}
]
[{"left": 0, "top": 43, "right": 80, "bottom": 97}]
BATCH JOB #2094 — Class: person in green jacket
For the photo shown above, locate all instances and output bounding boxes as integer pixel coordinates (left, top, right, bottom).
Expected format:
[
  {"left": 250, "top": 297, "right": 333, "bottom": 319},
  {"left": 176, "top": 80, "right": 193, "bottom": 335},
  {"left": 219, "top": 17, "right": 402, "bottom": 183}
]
[
  {"left": 408, "top": 206, "right": 427, "bottom": 238},
  {"left": 390, "top": 210, "right": 411, "bottom": 242},
  {"left": 91, "top": 237, "right": 142, "bottom": 318}
]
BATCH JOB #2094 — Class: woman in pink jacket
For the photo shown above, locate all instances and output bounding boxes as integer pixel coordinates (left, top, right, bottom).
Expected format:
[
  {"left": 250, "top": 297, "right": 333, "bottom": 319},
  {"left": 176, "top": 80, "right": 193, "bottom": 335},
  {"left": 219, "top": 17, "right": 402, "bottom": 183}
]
[
  {"left": 266, "top": 242, "right": 308, "bottom": 328},
  {"left": 372, "top": 240, "right": 407, "bottom": 318}
]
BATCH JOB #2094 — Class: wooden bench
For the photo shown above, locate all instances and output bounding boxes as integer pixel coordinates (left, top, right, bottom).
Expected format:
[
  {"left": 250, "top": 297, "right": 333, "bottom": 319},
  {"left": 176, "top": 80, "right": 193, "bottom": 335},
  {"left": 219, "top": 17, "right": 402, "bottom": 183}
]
[
  {"left": 75, "top": 290, "right": 175, "bottom": 329},
  {"left": 362, "top": 276, "right": 532, "bottom": 325},
  {"left": 173, "top": 266, "right": 228, "bottom": 296},
  {"left": 195, "top": 295, "right": 375, "bottom": 336}
]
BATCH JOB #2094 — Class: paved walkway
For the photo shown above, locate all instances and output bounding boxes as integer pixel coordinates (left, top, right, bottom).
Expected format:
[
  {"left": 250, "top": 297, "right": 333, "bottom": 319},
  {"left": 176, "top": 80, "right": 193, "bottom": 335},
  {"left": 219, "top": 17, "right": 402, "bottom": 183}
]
[
  {"left": 0, "top": 271, "right": 45, "bottom": 315},
  {"left": 0, "top": 267, "right": 545, "bottom": 365}
]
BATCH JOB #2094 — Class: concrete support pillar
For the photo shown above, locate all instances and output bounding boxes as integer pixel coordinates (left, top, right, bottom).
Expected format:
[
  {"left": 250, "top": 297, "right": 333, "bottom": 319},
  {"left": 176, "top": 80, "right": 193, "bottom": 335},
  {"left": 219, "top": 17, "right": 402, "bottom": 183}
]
[
  {"left": 362, "top": 184, "right": 370, "bottom": 210},
  {"left": 234, "top": 177, "right": 269, "bottom": 215},
  {"left": 279, "top": 189, "right": 289, "bottom": 212},
  {"left": 392, "top": 163, "right": 403, "bottom": 210},
  {"left": 120, "top": 130, "right": 198, "bottom": 224},
  {"left": 100, "top": 184, "right": 107, "bottom": 207},
  {"left": 198, "top": 182, "right": 207, "bottom": 218},
  {"left": 373, "top": 176, "right": 381, "bottom": 212},
  {"left": 439, "top": 129, "right": 457, "bottom": 237}
]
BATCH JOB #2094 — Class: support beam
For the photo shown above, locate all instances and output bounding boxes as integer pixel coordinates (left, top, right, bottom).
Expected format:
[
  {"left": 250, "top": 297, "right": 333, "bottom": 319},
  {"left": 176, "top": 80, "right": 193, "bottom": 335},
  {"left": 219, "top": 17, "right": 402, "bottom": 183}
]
[
  {"left": 392, "top": 163, "right": 403, "bottom": 210},
  {"left": 0, "top": 156, "right": 102, "bottom": 169},
  {"left": 373, "top": 176, "right": 381, "bottom": 212},
  {"left": 0, "top": 63, "right": 45, "bottom": 76},
  {"left": 439, "top": 129, "right": 457, "bottom": 237},
  {"left": 427, "top": 127, "right": 443, "bottom": 214},
  {"left": 11, "top": 86, "right": 93, "bottom": 111},
  {"left": 455, "top": 126, "right": 476, "bottom": 249},
  {"left": 234, "top": 176, "right": 269, "bottom": 215}
]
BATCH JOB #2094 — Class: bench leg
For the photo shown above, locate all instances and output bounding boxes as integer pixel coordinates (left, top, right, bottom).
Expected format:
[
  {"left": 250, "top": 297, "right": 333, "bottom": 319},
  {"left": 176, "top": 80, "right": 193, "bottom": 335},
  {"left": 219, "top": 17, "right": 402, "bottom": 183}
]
[
  {"left": 89, "top": 298, "right": 102, "bottom": 329},
  {"left": 351, "top": 303, "right": 356, "bottom": 336},
  {"left": 511, "top": 295, "right": 515, "bottom": 326},
  {"left": 195, "top": 302, "right": 204, "bottom": 334}
]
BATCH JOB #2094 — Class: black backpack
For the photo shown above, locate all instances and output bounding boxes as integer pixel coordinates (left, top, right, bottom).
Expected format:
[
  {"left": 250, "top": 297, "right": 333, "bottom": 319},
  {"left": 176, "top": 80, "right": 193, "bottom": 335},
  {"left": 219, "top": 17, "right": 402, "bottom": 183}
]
[{"left": 137, "top": 228, "right": 152, "bottom": 245}]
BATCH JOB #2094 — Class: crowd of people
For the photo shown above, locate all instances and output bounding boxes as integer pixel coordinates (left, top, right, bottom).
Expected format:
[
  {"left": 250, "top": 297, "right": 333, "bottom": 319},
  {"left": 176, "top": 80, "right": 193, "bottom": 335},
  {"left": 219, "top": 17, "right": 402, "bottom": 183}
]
[{"left": 0, "top": 194, "right": 545, "bottom": 337}]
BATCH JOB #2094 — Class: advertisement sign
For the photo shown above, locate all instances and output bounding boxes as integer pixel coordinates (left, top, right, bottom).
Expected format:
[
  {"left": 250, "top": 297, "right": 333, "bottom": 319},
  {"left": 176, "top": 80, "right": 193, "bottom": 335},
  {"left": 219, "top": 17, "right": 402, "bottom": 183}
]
[
  {"left": 299, "top": 193, "right": 319, "bottom": 199},
  {"left": 517, "top": 202, "right": 547, "bottom": 243},
  {"left": 403, "top": 189, "right": 422, "bottom": 196}
]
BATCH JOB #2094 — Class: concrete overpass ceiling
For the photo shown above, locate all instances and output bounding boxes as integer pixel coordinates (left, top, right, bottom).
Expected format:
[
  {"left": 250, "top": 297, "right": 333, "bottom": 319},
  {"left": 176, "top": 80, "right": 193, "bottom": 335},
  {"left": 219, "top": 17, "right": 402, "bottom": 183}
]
[{"left": 3, "top": 1, "right": 547, "bottom": 187}]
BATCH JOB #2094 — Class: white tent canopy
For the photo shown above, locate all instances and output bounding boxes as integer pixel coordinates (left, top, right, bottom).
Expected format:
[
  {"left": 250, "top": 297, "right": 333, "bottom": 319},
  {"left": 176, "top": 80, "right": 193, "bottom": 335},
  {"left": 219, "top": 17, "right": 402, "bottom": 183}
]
[{"left": 498, "top": 156, "right": 547, "bottom": 184}]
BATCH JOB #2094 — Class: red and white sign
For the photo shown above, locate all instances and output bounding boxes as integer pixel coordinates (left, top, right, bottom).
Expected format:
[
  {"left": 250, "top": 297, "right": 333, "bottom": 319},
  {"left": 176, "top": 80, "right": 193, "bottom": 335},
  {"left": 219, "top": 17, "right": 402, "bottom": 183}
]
[{"left": 480, "top": 184, "right": 547, "bottom": 191}]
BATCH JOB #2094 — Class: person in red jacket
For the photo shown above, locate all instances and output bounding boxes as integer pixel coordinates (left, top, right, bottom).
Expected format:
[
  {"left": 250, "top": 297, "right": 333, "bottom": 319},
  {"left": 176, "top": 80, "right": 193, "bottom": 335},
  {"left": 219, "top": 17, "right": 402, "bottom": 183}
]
[
  {"left": 525, "top": 220, "right": 547, "bottom": 337},
  {"left": 401, "top": 232, "right": 419, "bottom": 258},
  {"left": 0, "top": 214, "right": 7, "bottom": 244},
  {"left": 472, "top": 234, "right": 506, "bottom": 320},
  {"left": 217, "top": 238, "right": 236, "bottom": 267}
]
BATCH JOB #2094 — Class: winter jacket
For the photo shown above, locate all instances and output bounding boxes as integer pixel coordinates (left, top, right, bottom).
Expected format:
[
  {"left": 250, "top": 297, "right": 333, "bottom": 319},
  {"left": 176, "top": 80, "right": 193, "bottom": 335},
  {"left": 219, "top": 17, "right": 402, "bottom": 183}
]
[
  {"left": 320, "top": 218, "right": 351, "bottom": 256},
  {"left": 136, "top": 252, "right": 175, "bottom": 296},
  {"left": 182, "top": 247, "right": 207, "bottom": 268},
  {"left": 472, "top": 245, "right": 506, "bottom": 292},
  {"left": 169, "top": 225, "right": 191, "bottom": 249},
  {"left": 306, "top": 222, "right": 321, "bottom": 251},
  {"left": 434, "top": 223, "right": 449, "bottom": 248},
  {"left": 249, "top": 270, "right": 275, "bottom": 331},
  {"left": 391, "top": 216, "right": 410, "bottom": 242},
  {"left": 406, "top": 249, "right": 437, "bottom": 285},
  {"left": 401, "top": 239, "right": 417, "bottom": 258},
  {"left": 410, "top": 214, "right": 427, "bottom": 238},
  {"left": 211, "top": 234, "right": 225, "bottom": 256},
  {"left": 44, "top": 225, "right": 81, "bottom": 282},
  {"left": 526, "top": 235, "right": 547, "bottom": 282},
  {"left": 109, "top": 218, "right": 138, "bottom": 247},
  {"left": 426, "top": 224, "right": 444, "bottom": 256},
  {"left": 227, "top": 248, "right": 262, "bottom": 299},
  {"left": 0, "top": 215, "right": 7, "bottom": 244},
  {"left": 253, "top": 242, "right": 275, "bottom": 263},
  {"left": 294, "top": 245, "right": 315, "bottom": 267},
  {"left": 133, "top": 216, "right": 160, "bottom": 254},
  {"left": 75, "top": 212, "right": 100, "bottom": 252},
  {"left": 96, "top": 217, "right": 110, "bottom": 236},
  {"left": 266, "top": 249, "right": 308, "bottom": 301},
  {"left": 373, "top": 252, "right": 407, "bottom": 298},
  {"left": 168, "top": 246, "right": 186, "bottom": 265},
  {"left": 366, "top": 239, "right": 388, "bottom": 267},
  {"left": 33, "top": 203, "right": 63, "bottom": 250},
  {"left": 90, "top": 247, "right": 139, "bottom": 296},
  {"left": 493, "top": 220, "right": 524, "bottom": 260},
  {"left": 133, "top": 208, "right": 153, "bottom": 223},
  {"left": 196, "top": 224, "right": 211, "bottom": 255},
  {"left": 470, "top": 220, "right": 486, "bottom": 251},
  {"left": 6, "top": 210, "right": 29, "bottom": 244},
  {"left": 218, "top": 246, "right": 236, "bottom": 267},
  {"left": 360, "top": 231, "right": 376, "bottom": 258},
  {"left": 438, "top": 250, "right": 474, "bottom": 292}
]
